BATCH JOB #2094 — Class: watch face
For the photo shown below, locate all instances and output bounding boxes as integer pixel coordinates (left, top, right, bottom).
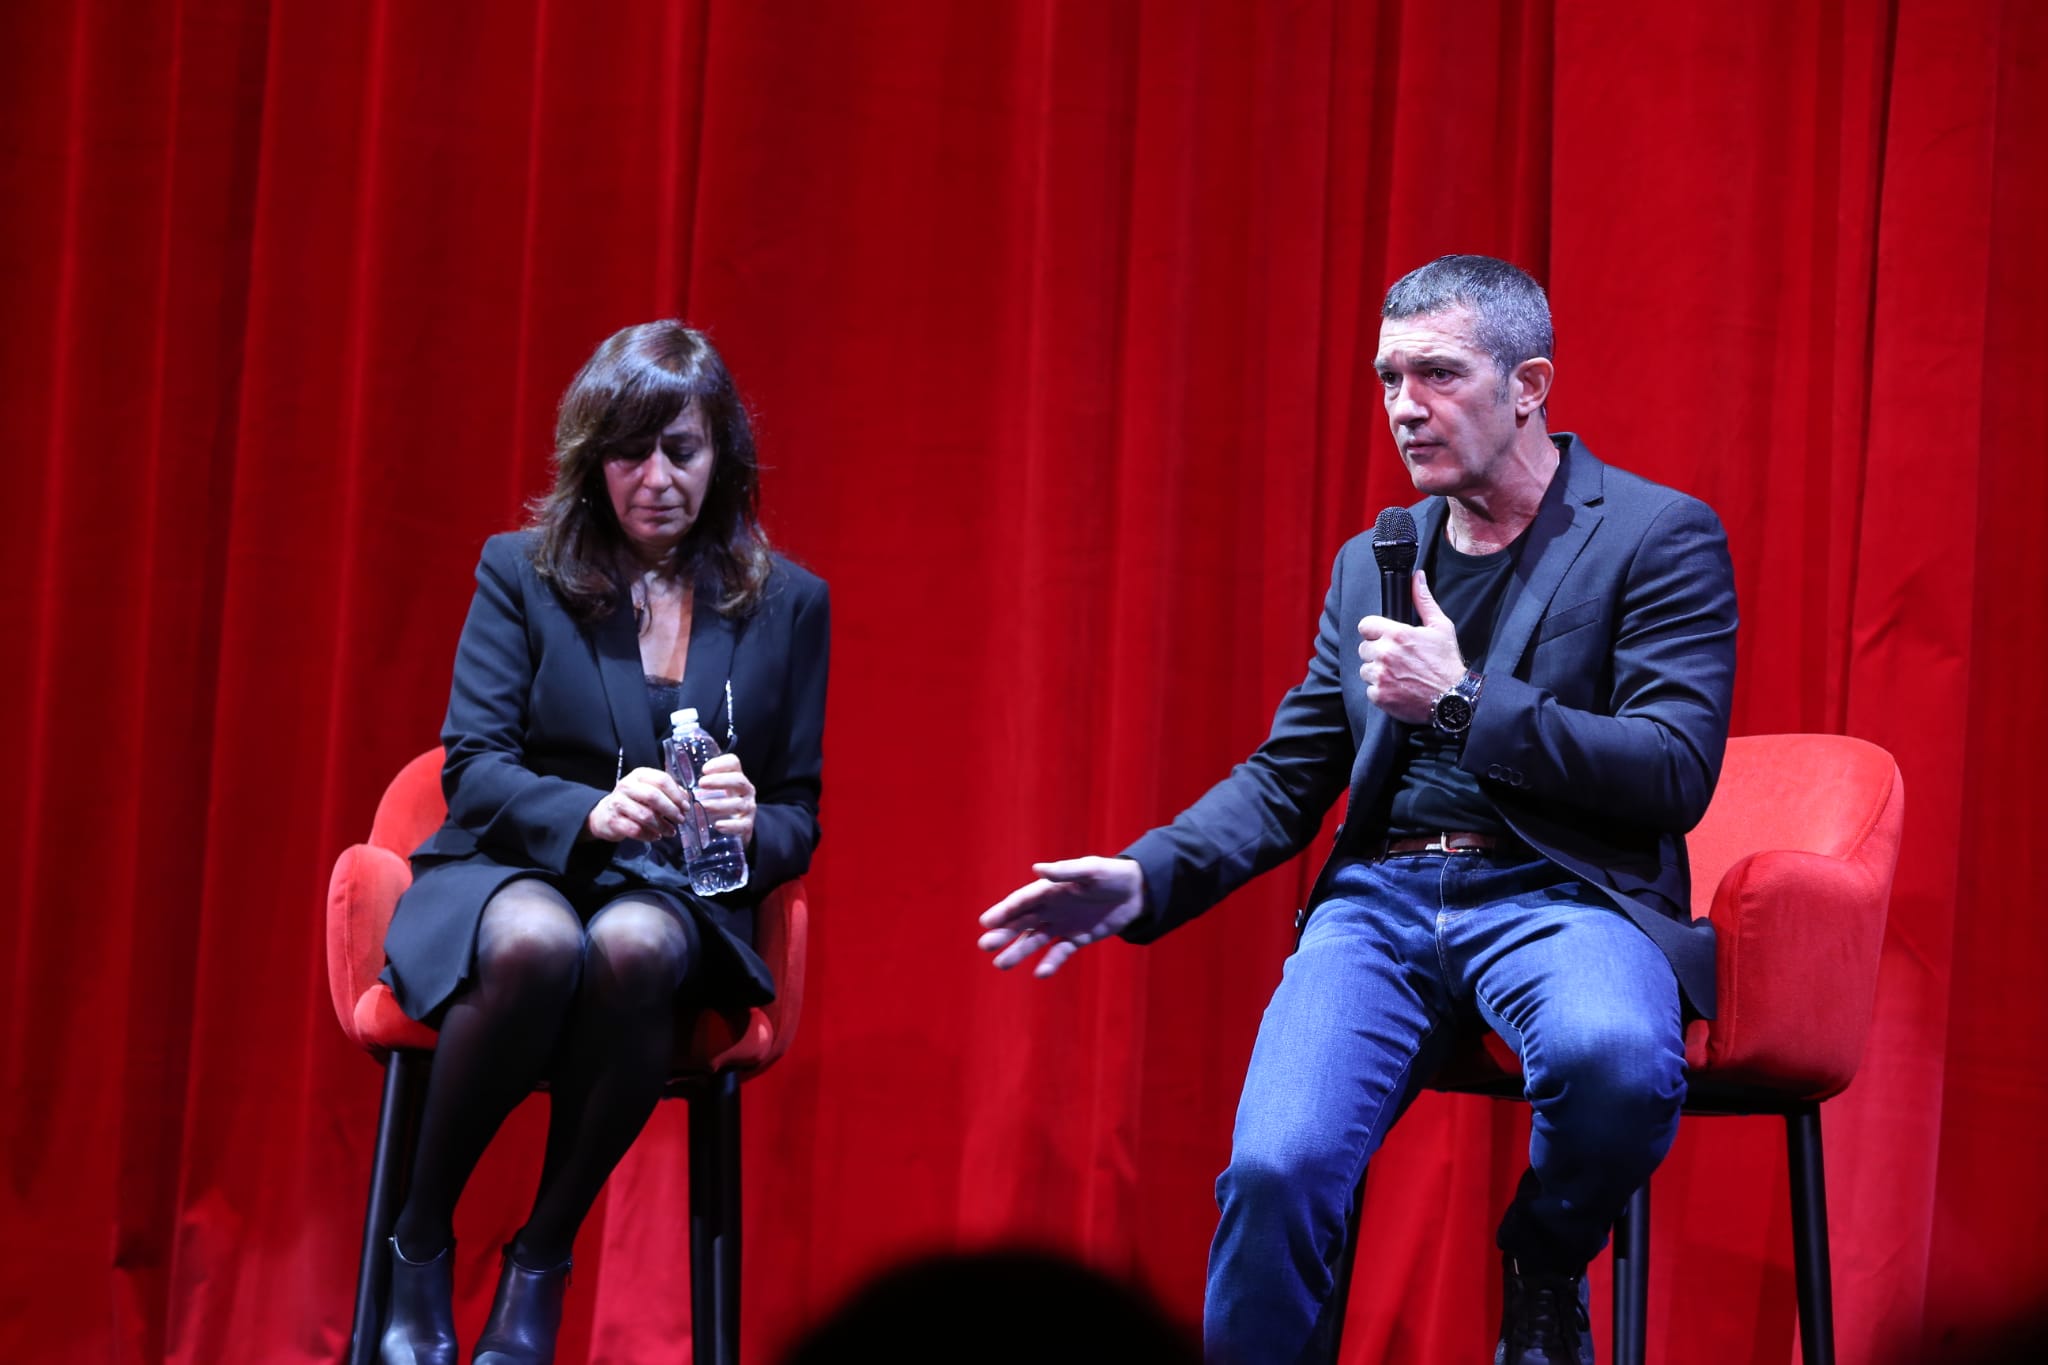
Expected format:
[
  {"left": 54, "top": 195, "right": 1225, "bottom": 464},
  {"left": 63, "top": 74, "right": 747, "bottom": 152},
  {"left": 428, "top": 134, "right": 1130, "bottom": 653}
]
[{"left": 1433, "top": 693, "right": 1474, "bottom": 733}]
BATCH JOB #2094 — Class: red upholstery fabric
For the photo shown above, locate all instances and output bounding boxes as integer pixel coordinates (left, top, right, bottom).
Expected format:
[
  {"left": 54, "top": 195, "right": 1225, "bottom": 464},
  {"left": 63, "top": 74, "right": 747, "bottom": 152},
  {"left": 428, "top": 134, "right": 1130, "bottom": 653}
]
[
  {"left": 366, "top": 747, "right": 450, "bottom": 855},
  {"left": 1685, "top": 734, "right": 1904, "bottom": 1095},
  {"left": 324, "top": 842, "right": 421, "bottom": 1052},
  {"left": 352, "top": 982, "right": 436, "bottom": 1053},
  {"left": 324, "top": 747, "right": 807, "bottom": 1073},
  {"left": 1433, "top": 733, "right": 1904, "bottom": 1103}
]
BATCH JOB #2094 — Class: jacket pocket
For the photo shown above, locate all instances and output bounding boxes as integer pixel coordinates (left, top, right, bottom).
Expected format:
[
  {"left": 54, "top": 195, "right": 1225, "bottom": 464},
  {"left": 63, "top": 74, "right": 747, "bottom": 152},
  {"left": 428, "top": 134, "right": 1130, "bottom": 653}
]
[{"left": 1535, "top": 596, "right": 1604, "bottom": 644}]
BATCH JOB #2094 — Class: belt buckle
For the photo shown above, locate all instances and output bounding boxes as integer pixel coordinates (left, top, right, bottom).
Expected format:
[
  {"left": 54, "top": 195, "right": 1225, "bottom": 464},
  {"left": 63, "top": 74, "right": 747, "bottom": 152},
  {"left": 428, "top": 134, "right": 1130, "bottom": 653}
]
[{"left": 1424, "top": 833, "right": 1453, "bottom": 853}]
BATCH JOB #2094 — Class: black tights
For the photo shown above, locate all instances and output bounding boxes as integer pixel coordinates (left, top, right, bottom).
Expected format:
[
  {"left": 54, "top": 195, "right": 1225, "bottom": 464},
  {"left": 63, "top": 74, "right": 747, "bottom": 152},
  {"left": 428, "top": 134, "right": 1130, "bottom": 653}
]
[{"left": 391, "top": 879, "right": 699, "bottom": 1269}]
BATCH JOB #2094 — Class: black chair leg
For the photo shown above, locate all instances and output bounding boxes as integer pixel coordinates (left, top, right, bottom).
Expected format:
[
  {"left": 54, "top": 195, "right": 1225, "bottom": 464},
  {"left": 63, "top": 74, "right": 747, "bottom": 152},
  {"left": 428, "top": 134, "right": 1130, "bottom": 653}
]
[
  {"left": 1611, "top": 1182, "right": 1650, "bottom": 1365},
  {"left": 689, "top": 1069, "right": 743, "bottom": 1365},
  {"left": 348, "top": 1049, "right": 429, "bottom": 1365},
  {"left": 1787, "top": 1104, "right": 1836, "bottom": 1365}
]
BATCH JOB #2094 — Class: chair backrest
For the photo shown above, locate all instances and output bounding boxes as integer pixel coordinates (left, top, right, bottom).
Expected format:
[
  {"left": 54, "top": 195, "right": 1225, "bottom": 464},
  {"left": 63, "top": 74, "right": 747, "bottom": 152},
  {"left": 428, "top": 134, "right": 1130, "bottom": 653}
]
[
  {"left": 1431, "top": 732, "right": 1906, "bottom": 1097},
  {"left": 1684, "top": 733, "right": 1906, "bottom": 1095},
  {"left": 1686, "top": 733, "right": 1904, "bottom": 915},
  {"left": 369, "top": 747, "right": 450, "bottom": 855}
]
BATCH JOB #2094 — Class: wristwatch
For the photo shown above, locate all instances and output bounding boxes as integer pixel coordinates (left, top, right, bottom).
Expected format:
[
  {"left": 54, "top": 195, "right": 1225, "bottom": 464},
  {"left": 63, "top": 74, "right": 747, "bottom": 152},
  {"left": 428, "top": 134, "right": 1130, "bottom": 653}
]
[{"left": 1429, "top": 670, "right": 1484, "bottom": 736}]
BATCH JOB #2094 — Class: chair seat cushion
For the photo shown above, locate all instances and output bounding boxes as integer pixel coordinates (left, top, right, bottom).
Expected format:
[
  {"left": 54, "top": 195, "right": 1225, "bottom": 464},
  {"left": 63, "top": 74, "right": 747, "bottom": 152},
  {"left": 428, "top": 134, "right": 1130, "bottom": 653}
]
[
  {"left": 683, "top": 1006, "right": 774, "bottom": 1075},
  {"left": 350, "top": 982, "right": 780, "bottom": 1077},
  {"left": 354, "top": 984, "right": 439, "bottom": 1051}
]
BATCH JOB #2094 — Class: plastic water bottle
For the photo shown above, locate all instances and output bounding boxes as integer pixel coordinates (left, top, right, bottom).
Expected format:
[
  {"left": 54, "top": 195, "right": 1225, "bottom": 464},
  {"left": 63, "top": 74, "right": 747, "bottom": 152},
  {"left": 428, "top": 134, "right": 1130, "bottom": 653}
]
[
  {"left": 665, "top": 707, "right": 749, "bottom": 895},
  {"left": 659, "top": 715, "right": 707, "bottom": 867}
]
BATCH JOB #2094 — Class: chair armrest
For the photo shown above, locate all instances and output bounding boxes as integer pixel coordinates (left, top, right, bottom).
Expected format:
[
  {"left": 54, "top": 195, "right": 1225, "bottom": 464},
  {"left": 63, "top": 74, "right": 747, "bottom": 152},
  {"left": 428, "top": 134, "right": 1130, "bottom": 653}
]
[
  {"left": 693, "top": 877, "right": 811, "bottom": 1075},
  {"left": 1698, "top": 847, "right": 1890, "bottom": 1097},
  {"left": 751, "top": 878, "right": 809, "bottom": 1072},
  {"left": 326, "top": 843, "right": 413, "bottom": 1047}
]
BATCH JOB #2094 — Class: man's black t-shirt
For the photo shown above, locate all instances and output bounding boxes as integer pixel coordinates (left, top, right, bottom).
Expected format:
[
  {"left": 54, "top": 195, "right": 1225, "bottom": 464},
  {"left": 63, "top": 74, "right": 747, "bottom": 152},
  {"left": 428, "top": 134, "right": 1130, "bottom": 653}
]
[{"left": 1378, "top": 525, "right": 1521, "bottom": 838}]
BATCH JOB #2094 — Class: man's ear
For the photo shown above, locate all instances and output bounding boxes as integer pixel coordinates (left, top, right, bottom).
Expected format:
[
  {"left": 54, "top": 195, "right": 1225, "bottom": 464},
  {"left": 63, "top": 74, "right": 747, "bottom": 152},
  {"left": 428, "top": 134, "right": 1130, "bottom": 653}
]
[{"left": 1511, "top": 356, "right": 1554, "bottom": 416}]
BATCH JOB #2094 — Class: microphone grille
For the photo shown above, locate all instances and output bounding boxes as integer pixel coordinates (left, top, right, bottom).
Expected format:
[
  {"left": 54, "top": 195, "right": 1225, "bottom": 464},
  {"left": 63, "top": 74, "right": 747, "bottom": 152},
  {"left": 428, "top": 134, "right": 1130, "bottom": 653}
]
[{"left": 1372, "top": 506, "right": 1419, "bottom": 571}]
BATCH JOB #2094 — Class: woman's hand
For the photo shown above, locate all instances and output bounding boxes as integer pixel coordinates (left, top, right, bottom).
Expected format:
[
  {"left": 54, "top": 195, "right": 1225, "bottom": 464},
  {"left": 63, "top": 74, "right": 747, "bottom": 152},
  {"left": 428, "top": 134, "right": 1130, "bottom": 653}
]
[
  {"left": 694, "top": 753, "right": 758, "bottom": 848},
  {"left": 585, "top": 766, "right": 692, "bottom": 843}
]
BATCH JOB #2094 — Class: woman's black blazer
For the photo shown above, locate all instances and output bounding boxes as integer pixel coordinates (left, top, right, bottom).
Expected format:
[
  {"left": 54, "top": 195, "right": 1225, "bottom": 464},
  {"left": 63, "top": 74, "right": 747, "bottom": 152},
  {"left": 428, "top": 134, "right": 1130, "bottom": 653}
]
[{"left": 382, "top": 530, "right": 830, "bottom": 1020}]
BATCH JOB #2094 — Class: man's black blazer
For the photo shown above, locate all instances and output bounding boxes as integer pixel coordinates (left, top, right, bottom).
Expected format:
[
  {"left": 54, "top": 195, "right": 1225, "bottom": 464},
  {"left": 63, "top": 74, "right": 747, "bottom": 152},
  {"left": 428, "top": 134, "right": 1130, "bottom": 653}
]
[
  {"left": 383, "top": 531, "right": 830, "bottom": 1021},
  {"left": 1121, "top": 436, "right": 1736, "bottom": 1017}
]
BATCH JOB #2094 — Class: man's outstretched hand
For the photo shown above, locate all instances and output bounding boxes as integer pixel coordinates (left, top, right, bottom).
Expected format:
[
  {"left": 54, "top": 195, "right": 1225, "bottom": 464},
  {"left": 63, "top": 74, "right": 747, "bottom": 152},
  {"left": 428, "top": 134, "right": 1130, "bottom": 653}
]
[{"left": 977, "top": 857, "right": 1145, "bottom": 978}]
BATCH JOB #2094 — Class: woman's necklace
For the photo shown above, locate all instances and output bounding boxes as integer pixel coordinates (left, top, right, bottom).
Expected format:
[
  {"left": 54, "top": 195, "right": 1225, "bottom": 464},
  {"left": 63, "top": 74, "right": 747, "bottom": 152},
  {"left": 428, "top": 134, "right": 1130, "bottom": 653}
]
[
  {"left": 632, "top": 568, "right": 690, "bottom": 633},
  {"left": 633, "top": 570, "right": 695, "bottom": 686}
]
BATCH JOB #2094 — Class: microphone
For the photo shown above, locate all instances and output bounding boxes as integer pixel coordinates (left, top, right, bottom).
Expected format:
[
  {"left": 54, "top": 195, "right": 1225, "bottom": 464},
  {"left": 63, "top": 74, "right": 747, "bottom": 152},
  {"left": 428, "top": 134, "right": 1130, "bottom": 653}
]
[{"left": 1372, "top": 506, "right": 1419, "bottom": 627}]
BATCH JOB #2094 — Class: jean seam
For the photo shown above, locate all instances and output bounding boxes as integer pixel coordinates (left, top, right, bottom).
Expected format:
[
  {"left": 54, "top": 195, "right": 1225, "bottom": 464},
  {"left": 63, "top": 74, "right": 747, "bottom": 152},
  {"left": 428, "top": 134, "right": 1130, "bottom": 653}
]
[
  {"left": 1472, "top": 977, "right": 1528, "bottom": 1065},
  {"left": 1329, "top": 1018, "right": 1442, "bottom": 1278},
  {"left": 1431, "top": 856, "right": 1456, "bottom": 986}
]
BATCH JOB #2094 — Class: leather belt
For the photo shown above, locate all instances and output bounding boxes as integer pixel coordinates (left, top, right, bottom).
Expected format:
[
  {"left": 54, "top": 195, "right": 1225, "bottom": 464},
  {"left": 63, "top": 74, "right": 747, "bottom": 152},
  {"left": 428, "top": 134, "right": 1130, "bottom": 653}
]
[{"left": 1377, "top": 831, "right": 1506, "bottom": 858}]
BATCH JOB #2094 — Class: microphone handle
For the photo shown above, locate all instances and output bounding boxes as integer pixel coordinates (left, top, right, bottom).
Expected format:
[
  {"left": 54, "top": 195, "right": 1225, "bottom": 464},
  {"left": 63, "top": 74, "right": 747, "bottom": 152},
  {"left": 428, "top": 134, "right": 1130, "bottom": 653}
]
[{"left": 1379, "top": 568, "right": 1417, "bottom": 627}]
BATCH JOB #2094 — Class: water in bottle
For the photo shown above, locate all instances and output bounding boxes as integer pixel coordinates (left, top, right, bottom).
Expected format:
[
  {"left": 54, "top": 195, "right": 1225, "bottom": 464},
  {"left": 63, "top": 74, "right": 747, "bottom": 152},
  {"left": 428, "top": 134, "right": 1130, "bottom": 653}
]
[
  {"left": 667, "top": 707, "right": 749, "bottom": 895},
  {"left": 660, "top": 716, "right": 708, "bottom": 866}
]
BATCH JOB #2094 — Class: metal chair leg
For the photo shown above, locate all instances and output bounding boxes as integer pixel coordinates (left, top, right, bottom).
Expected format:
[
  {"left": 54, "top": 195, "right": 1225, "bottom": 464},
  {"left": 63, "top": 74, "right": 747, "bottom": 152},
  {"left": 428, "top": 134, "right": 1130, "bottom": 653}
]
[
  {"left": 1611, "top": 1182, "right": 1650, "bottom": 1365},
  {"left": 689, "top": 1069, "right": 743, "bottom": 1365},
  {"left": 347, "top": 1050, "right": 429, "bottom": 1365},
  {"left": 1787, "top": 1105, "right": 1836, "bottom": 1365}
]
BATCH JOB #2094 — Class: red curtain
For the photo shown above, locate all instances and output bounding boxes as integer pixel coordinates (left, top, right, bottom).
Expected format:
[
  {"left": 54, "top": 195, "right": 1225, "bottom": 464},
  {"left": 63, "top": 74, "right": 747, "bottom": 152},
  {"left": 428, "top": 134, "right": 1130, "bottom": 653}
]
[{"left": 3, "top": 2, "right": 2043, "bottom": 1361}]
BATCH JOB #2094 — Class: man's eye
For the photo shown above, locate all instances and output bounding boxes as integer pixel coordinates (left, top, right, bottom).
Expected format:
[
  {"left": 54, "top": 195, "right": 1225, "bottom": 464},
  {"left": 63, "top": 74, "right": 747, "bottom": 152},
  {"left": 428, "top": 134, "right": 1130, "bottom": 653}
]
[{"left": 1379, "top": 371, "right": 1399, "bottom": 387}]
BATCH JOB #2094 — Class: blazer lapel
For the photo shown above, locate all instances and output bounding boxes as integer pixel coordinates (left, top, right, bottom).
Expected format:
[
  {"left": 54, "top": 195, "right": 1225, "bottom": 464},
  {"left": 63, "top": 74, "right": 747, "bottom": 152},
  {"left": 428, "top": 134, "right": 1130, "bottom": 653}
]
[
  {"left": 1413, "top": 496, "right": 1449, "bottom": 575},
  {"left": 1487, "top": 436, "right": 1604, "bottom": 673},
  {"left": 592, "top": 593, "right": 664, "bottom": 776},
  {"left": 677, "top": 568, "right": 740, "bottom": 746},
  {"left": 1349, "top": 496, "right": 1449, "bottom": 791}
]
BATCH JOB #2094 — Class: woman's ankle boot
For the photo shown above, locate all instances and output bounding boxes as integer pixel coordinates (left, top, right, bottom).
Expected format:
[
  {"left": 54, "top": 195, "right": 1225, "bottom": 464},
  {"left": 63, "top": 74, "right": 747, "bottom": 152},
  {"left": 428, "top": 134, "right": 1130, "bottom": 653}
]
[
  {"left": 378, "top": 1237, "right": 458, "bottom": 1365},
  {"left": 472, "top": 1246, "right": 572, "bottom": 1365}
]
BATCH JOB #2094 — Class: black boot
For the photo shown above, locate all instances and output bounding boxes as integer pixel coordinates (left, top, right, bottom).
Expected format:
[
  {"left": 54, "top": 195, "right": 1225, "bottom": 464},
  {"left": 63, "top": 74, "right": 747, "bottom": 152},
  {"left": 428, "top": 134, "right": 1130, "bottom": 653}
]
[
  {"left": 472, "top": 1246, "right": 573, "bottom": 1365},
  {"left": 378, "top": 1238, "right": 458, "bottom": 1365},
  {"left": 1495, "top": 1255, "right": 1594, "bottom": 1365}
]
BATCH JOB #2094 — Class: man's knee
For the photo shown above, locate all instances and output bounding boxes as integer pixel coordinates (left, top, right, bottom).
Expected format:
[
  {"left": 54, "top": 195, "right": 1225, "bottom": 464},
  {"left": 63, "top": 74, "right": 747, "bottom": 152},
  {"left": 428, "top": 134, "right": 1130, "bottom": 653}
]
[
  {"left": 1218, "top": 1121, "right": 1359, "bottom": 1218},
  {"left": 1526, "top": 1009, "right": 1685, "bottom": 1133}
]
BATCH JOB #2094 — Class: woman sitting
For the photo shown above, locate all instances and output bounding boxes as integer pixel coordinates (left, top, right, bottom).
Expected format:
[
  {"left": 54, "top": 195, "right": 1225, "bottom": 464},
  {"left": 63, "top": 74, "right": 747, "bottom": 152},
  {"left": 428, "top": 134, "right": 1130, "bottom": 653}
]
[{"left": 376, "top": 321, "right": 829, "bottom": 1365}]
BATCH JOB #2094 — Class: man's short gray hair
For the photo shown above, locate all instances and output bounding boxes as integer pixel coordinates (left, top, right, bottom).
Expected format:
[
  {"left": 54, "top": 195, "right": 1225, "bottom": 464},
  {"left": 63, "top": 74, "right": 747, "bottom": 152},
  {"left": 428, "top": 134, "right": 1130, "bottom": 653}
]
[{"left": 1382, "top": 255, "right": 1553, "bottom": 389}]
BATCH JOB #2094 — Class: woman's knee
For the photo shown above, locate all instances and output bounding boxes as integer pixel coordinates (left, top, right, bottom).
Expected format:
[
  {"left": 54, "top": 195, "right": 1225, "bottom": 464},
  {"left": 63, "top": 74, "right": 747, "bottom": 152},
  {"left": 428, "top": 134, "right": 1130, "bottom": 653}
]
[
  {"left": 585, "top": 900, "right": 694, "bottom": 1006},
  {"left": 475, "top": 886, "right": 585, "bottom": 1003}
]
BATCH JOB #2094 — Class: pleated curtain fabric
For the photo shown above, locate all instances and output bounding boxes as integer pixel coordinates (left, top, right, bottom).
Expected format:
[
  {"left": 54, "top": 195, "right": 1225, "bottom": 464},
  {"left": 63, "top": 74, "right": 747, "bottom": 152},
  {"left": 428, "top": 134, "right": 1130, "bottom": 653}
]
[{"left": 1, "top": 2, "right": 2043, "bottom": 1362}]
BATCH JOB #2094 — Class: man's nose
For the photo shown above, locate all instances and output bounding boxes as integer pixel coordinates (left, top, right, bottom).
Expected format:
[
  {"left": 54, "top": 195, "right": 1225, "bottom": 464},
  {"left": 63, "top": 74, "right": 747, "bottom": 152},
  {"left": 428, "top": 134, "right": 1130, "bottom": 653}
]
[{"left": 1389, "top": 379, "right": 1427, "bottom": 424}]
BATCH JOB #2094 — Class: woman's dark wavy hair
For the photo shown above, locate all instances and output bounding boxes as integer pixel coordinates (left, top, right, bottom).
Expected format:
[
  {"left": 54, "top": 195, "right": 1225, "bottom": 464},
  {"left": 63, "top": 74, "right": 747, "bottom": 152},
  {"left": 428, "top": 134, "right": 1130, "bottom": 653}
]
[{"left": 528, "top": 321, "right": 773, "bottom": 621}]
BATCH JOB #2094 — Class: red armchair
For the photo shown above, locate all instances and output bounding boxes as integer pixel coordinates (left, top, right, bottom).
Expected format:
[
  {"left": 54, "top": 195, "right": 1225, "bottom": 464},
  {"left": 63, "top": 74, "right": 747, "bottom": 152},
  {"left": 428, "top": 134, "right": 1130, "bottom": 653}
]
[
  {"left": 1336, "top": 733, "right": 1905, "bottom": 1365},
  {"left": 326, "top": 747, "right": 810, "bottom": 1365}
]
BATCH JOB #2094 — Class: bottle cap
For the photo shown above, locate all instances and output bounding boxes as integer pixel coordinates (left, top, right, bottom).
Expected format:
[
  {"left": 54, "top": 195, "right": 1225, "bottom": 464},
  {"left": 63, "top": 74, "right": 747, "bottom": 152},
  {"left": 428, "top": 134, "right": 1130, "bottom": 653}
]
[{"left": 671, "top": 707, "right": 699, "bottom": 731}]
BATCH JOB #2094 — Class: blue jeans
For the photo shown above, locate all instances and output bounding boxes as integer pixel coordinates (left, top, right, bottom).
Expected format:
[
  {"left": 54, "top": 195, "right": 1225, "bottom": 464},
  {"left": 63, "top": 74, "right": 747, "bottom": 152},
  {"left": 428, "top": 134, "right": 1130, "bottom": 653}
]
[{"left": 1204, "top": 851, "right": 1686, "bottom": 1363}]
